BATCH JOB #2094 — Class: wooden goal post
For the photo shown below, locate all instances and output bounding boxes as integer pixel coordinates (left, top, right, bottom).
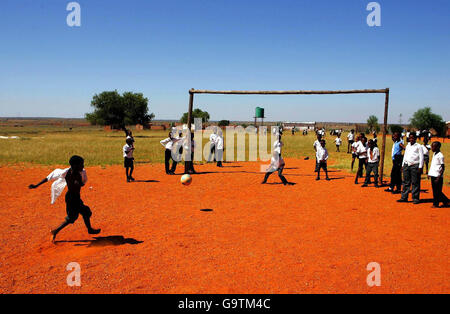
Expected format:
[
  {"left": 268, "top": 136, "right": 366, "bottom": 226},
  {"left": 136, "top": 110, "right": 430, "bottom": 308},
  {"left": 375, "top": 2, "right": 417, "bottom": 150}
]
[{"left": 187, "top": 88, "right": 390, "bottom": 185}]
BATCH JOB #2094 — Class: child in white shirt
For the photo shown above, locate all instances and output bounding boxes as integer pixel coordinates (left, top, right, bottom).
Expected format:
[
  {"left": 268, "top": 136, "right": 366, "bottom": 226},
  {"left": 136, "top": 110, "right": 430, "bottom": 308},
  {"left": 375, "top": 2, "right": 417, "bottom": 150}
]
[
  {"left": 123, "top": 137, "right": 135, "bottom": 182},
  {"left": 28, "top": 155, "right": 100, "bottom": 243},
  {"left": 428, "top": 142, "right": 449, "bottom": 208},
  {"left": 316, "top": 140, "right": 330, "bottom": 181},
  {"left": 355, "top": 136, "right": 368, "bottom": 184},
  {"left": 335, "top": 135, "right": 342, "bottom": 152},
  {"left": 362, "top": 139, "right": 380, "bottom": 187}
]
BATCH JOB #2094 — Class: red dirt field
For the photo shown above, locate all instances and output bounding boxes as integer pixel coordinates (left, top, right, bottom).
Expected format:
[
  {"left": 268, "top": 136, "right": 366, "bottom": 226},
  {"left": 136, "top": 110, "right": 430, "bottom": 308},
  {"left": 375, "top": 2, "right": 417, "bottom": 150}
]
[{"left": 0, "top": 159, "right": 448, "bottom": 294}]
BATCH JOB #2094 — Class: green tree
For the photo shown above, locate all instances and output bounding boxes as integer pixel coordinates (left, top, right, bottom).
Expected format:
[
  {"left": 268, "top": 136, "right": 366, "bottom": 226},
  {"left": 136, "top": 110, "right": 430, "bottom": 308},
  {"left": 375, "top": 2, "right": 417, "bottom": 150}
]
[
  {"left": 86, "top": 90, "right": 154, "bottom": 128},
  {"left": 389, "top": 124, "right": 404, "bottom": 135},
  {"left": 410, "top": 107, "right": 446, "bottom": 136},
  {"left": 122, "top": 92, "right": 154, "bottom": 125},
  {"left": 367, "top": 115, "right": 380, "bottom": 133},
  {"left": 218, "top": 120, "right": 230, "bottom": 127},
  {"left": 180, "top": 108, "right": 210, "bottom": 124}
]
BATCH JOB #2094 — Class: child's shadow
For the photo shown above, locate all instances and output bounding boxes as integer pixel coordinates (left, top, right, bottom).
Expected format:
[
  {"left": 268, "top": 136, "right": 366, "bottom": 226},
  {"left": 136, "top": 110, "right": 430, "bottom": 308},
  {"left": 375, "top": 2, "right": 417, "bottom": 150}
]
[
  {"left": 56, "top": 236, "right": 143, "bottom": 247},
  {"left": 133, "top": 179, "right": 159, "bottom": 183}
]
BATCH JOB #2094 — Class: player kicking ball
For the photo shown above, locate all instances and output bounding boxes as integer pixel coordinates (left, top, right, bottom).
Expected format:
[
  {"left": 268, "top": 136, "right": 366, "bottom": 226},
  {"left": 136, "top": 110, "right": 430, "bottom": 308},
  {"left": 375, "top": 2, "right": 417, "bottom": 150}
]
[
  {"left": 29, "top": 155, "right": 101, "bottom": 243},
  {"left": 262, "top": 128, "right": 294, "bottom": 186}
]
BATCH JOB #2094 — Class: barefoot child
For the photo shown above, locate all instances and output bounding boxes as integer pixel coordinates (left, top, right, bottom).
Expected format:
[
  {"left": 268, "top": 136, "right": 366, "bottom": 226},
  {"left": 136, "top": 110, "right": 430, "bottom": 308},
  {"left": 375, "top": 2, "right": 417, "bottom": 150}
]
[
  {"left": 316, "top": 139, "right": 330, "bottom": 181},
  {"left": 28, "top": 155, "right": 101, "bottom": 243},
  {"left": 428, "top": 142, "right": 449, "bottom": 208},
  {"left": 123, "top": 137, "right": 135, "bottom": 182}
]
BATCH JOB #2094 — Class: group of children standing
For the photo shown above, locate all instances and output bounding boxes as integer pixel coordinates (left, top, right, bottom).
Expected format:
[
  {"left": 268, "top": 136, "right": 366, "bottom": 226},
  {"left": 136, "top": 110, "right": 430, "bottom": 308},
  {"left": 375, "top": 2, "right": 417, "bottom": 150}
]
[
  {"left": 348, "top": 130, "right": 448, "bottom": 208},
  {"left": 384, "top": 132, "right": 448, "bottom": 208}
]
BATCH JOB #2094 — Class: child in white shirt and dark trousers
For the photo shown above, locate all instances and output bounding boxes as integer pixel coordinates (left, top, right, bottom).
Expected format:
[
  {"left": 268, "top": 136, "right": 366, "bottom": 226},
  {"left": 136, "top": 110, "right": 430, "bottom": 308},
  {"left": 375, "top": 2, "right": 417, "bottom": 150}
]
[
  {"left": 428, "top": 141, "right": 449, "bottom": 208},
  {"left": 28, "top": 155, "right": 101, "bottom": 243},
  {"left": 123, "top": 137, "right": 135, "bottom": 182},
  {"left": 362, "top": 139, "right": 379, "bottom": 187},
  {"left": 398, "top": 133, "right": 424, "bottom": 204},
  {"left": 335, "top": 135, "right": 342, "bottom": 152},
  {"left": 354, "top": 136, "right": 368, "bottom": 184},
  {"left": 313, "top": 134, "right": 322, "bottom": 172},
  {"left": 160, "top": 132, "right": 181, "bottom": 175},
  {"left": 316, "top": 140, "right": 330, "bottom": 181},
  {"left": 262, "top": 129, "right": 293, "bottom": 185}
]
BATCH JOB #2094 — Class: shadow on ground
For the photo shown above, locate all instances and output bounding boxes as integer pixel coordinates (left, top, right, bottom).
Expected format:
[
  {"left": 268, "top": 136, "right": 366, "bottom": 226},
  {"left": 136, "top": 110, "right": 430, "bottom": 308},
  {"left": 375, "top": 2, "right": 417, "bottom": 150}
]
[{"left": 56, "top": 236, "right": 143, "bottom": 247}]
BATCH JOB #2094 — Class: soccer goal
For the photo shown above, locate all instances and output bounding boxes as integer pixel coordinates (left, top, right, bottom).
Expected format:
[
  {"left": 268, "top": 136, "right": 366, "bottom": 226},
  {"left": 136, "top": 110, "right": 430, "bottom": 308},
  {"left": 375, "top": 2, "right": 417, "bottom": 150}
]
[{"left": 186, "top": 88, "right": 390, "bottom": 185}]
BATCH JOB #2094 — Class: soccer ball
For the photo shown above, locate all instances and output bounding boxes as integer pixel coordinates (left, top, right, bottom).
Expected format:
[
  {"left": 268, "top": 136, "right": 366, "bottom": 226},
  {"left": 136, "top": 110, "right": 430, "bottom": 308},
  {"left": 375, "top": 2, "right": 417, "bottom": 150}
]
[{"left": 181, "top": 174, "right": 192, "bottom": 186}]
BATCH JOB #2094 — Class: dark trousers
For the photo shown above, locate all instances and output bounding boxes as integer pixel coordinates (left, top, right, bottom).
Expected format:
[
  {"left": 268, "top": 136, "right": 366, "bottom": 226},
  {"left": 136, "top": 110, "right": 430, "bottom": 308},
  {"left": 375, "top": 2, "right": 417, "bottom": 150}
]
[
  {"left": 164, "top": 149, "right": 177, "bottom": 173},
  {"left": 431, "top": 176, "right": 449, "bottom": 206},
  {"left": 365, "top": 162, "right": 379, "bottom": 185},
  {"left": 184, "top": 152, "right": 195, "bottom": 173},
  {"left": 390, "top": 154, "right": 403, "bottom": 190},
  {"left": 263, "top": 167, "right": 288, "bottom": 184},
  {"left": 401, "top": 164, "right": 421, "bottom": 201},
  {"left": 216, "top": 149, "right": 223, "bottom": 167},
  {"left": 65, "top": 193, "right": 92, "bottom": 225},
  {"left": 208, "top": 144, "right": 216, "bottom": 162},
  {"left": 356, "top": 158, "right": 367, "bottom": 178}
]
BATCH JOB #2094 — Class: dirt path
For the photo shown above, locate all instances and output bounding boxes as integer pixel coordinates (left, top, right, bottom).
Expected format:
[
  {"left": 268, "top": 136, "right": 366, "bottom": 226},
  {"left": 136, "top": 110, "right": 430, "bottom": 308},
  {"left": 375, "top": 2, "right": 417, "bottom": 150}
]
[{"left": 0, "top": 159, "right": 448, "bottom": 293}]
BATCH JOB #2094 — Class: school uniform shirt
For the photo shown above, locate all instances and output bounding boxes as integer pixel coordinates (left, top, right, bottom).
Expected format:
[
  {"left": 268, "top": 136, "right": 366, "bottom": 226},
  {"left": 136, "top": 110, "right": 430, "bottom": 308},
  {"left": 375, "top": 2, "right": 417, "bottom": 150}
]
[
  {"left": 428, "top": 152, "right": 444, "bottom": 178},
  {"left": 402, "top": 142, "right": 424, "bottom": 168},
  {"left": 367, "top": 147, "right": 380, "bottom": 163},
  {"left": 182, "top": 137, "right": 196, "bottom": 151},
  {"left": 269, "top": 153, "right": 285, "bottom": 171},
  {"left": 215, "top": 135, "right": 224, "bottom": 150},
  {"left": 313, "top": 140, "right": 321, "bottom": 151},
  {"left": 160, "top": 137, "right": 180, "bottom": 150},
  {"left": 209, "top": 133, "right": 218, "bottom": 144},
  {"left": 335, "top": 138, "right": 342, "bottom": 146},
  {"left": 316, "top": 147, "right": 329, "bottom": 162},
  {"left": 421, "top": 144, "right": 430, "bottom": 156},
  {"left": 351, "top": 141, "right": 360, "bottom": 152},
  {"left": 356, "top": 142, "right": 368, "bottom": 159},
  {"left": 274, "top": 140, "right": 283, "bottom": 155},
  {"left": 347, "top": 133, "right": 355, "bottom": 141},
  {"left": 391, "top": 140, "right": 404, "bottom": 160},
  {"left": 123, "top": 144, "right": 134, "bottom": 158},
  {"left": 46, "top": 168, "right": 87, "bottom": 204}
]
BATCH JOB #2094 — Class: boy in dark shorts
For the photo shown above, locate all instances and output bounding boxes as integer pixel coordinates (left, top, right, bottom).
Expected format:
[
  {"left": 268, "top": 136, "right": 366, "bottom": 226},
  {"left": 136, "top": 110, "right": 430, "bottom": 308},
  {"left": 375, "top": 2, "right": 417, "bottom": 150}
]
[
  {"left": 123, "top": 137, "right": 135, "bottom": 182},
  {"left": 29, "top": 155, "right": 101, "bottom": 243}
]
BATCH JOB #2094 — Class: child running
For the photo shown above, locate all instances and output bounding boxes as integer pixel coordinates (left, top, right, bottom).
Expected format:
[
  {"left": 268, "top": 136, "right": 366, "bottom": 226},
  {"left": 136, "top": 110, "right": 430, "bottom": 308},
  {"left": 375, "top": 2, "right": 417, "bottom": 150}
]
[
  {"left": 123, "top": 137, "right": 135, "bottom": 182},
  {"left": 428, "top": 141, "right": 449, "bottom": 208},
  {"left": 28, "top": 155, "right": 101, "bottom": 243},
  {"left": 316, "top": 139, "right": 330, "bottom": 181}
]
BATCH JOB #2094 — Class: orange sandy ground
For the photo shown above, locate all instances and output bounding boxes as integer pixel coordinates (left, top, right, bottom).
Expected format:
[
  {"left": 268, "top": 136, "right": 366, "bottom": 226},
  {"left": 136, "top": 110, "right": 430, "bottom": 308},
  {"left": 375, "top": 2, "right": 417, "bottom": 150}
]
[{"left": 0, "top": 158, "right": 448, "bottom": 294}]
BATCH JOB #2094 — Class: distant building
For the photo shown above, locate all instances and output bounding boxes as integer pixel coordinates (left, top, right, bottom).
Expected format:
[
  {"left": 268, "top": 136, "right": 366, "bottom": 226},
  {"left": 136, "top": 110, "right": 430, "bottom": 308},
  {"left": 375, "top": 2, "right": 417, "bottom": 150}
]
[{"left": 282, "top": 121, "right": 316, "bottom": 131}]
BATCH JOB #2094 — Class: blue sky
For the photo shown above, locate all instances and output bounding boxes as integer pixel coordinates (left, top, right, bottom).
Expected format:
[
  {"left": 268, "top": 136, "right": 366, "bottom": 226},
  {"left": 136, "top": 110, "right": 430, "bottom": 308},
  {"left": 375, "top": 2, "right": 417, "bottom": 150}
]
[{"left": 0, "top": 0, "right": 449, "bottom": 123}]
